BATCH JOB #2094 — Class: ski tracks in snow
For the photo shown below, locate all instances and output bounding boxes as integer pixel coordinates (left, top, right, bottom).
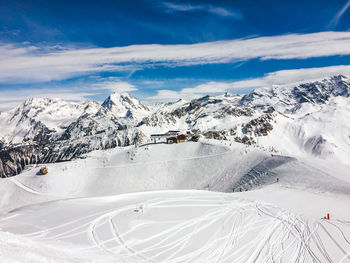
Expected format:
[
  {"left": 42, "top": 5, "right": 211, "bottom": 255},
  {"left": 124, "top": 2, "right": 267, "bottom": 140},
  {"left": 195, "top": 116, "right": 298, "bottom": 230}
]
[{"left": 1, "top": 192, "right": 349, "bottom": 262}]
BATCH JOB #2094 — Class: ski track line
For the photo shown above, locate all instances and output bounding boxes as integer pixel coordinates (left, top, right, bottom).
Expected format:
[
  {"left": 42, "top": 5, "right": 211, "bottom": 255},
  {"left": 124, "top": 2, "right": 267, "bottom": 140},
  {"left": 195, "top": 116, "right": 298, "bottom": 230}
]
[
  {"left": 109, "top": 216, "right": 156, "bottom": 263},
  {"left": 98, "top": 197, "right": 244, "bottom": 262},
  {"left": 213, "top": 209, "right": 241, "bottom": 263},
  {"left": 86, "top": 198, "right": 202, "bottom": 260},
  {"left": 212, "top": 206, "right": 250, "bottom": 263},
  {"left": 113, "top": 203, "right": 228, "bottom": 258},
  {"left": 120, "top": 206, "right": 226, "bottom": 246},
  {"left": 89, "top": 213, "right": 119, "bottom": 259},
  {"left": 215, "top": 217, "right": 274, "bottom": 262},
  {"left": 255, "top": 203, "right": 322, "bottom": 263},
  {"left": 8, "top": 177, "right": 52, "bottom": 196},
  {"left": 318, "top": 221, "right": 350, "bottom": 261},
  {"left": 8, "top": 176, "right": 77, "bottom": 198},
  {"left": 324, "top": 220, "right": 350, "bottom": 245},
  {"left": 22, "top": 208, "right": 116, "bottom": 238},
  {"left": 166, "top": 205, "right": 272, "bottom": 263},
  {"left": 147, "top": 207, "right": 232, "bottom": 261}
]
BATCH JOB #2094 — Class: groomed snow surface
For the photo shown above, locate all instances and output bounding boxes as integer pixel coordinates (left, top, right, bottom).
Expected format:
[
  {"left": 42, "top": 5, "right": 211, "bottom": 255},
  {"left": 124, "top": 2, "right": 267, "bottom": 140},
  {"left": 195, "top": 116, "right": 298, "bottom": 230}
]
[{"left": 0, "top": 140, "right": 350, "bottom": 262}]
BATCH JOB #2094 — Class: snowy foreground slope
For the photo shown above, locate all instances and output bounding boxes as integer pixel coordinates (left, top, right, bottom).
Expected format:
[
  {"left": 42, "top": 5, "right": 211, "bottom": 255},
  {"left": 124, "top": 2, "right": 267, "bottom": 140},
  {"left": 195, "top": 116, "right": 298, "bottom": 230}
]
[
  {"left": 1, "top": 190, "right": 350, "bottom": 263},
  {"left": 0, "top": 140, "right": 350, "bottom": 262}
]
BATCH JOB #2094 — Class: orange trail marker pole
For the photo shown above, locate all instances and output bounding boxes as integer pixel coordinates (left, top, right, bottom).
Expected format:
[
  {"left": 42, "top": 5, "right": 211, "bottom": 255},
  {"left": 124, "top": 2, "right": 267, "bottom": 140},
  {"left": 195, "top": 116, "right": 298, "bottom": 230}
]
[{"left": 327, "top": 213, "right": 330, "bottom": 220}]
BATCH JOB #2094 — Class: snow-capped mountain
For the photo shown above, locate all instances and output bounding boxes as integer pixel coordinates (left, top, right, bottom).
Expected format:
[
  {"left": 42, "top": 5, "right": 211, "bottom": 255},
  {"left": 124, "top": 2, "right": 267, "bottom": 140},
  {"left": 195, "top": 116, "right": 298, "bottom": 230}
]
[
  {"left": 1, "top": 75, "right": 350, "bottom": 178},
  {"left": 101, "top": 92, "right": 150, "bottom": 121},
  {"left": 240, "top": 75, "right": 350, "bottom": 113},
  {"left": 0, "top": 98, "right": 87, "bottom": 145},
  {"left": 0, "top": 96, "right": 143, "bottom": 177},
  {"left": 137, "top": 94, "right": 252, "bottom": 133}
]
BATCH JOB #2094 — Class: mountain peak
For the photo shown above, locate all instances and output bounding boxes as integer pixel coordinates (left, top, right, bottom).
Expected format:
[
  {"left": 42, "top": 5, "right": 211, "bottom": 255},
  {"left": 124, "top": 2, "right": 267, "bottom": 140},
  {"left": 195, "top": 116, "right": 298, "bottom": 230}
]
[
  {"left": 109, "top": 91, "right": 133, "bottom": 99},
  {"left": 22, "top": 97, "right": 62, "bottom": 107},
  {"left": 101, "top": 92, "right": 149, "bottom": 120}
]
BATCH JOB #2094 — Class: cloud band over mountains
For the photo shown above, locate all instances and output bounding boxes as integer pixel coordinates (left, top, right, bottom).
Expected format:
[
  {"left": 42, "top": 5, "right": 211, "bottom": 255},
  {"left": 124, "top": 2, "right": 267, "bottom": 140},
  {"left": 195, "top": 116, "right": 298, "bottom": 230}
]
[
  {"left": 150, "top": 65, "right": 350, "bottom": 100},
  {"left": 2, "top": 31, "right": 350, "bottom": 83}
]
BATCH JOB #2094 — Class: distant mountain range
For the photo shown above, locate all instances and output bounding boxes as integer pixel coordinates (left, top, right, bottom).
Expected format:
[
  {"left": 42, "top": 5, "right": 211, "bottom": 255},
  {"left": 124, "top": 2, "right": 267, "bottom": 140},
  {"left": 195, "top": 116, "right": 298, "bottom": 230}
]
[{"left": 0, "top": 75, "right": 349, "bottom": 177}]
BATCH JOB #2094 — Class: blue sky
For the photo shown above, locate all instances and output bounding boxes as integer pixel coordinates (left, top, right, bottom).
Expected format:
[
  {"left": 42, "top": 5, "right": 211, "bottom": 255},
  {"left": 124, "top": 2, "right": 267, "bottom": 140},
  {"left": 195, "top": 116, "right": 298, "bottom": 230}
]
[{"left": 1, "top": 0, "right": 350, "bottom": 109}]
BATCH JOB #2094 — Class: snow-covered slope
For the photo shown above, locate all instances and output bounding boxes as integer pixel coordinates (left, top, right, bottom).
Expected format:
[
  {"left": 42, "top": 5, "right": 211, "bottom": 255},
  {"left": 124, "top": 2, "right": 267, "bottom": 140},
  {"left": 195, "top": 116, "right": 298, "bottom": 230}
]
[
  {"left": 252, "top": 94, "right": 350, "bottom": 164},
  {"left": 0, "top": 131, "right": 350, "bottom": 262},
  {"left": 1, "top": 190, "right": 349, "bottom": 263},
  {"left": 1, "top": 139, "right": 349, "bottom": 212},
  {"left": 0, "top": 141, "right": 263, "bottom": 211},
  {"left": 0, "top": 231, "right": 96, "bottom": 263}
]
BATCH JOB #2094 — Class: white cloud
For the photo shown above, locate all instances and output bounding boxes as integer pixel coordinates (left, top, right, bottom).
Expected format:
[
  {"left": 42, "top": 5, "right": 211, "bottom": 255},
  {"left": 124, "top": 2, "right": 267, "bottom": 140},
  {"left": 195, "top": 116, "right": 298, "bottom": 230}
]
[
  {"left": 226, "top": 65, "right": 350, "bottom": 89},
  {"left": 207, "top": 6, "right": 239, "bottom": 17},
  {"left": 328, "top": 0, "right": 350, "bottom": 28},
  {"left": 2, "top": 31, "right": 350, "bottom": 83},
  {"left": 94, "top": 81, "right": 138, "bottom": 93},
  {"left": 0, "top": 101, "right": 25, "bottom": 111},
  {"left": 140, "top": 80, "right": 165, "bottom": 86},
  {"left": 161, "top": 2, "right": 242, "bottom": 18},
  {"left": 0, "top": 89, "right": 95, "bottom": 102},
  {"left": 150, "top": 89, "right": 184, "bottom": 101},
  {"left": 162, "top": 2, "right": 201, "bottom": 12},
  {"left": 181, "top": 82, "right": 233, "bottom": 95},
  {"left": 149, "top": 65, "right": 350, "bottom": 100},
  {"left": 0, "top": 44, "right": 38, "bottom": 60}
]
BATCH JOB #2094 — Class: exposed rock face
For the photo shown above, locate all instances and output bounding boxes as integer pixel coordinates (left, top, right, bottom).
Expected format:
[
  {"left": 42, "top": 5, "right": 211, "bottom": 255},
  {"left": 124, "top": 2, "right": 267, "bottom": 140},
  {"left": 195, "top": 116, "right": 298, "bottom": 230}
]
[
  {"left": 242, "top": 114, "right": 274, "bottom": 137},
  {"left": 0, "top": 145, "right": 47, "bottom": 177},
  {"left": 232, "top": 114, "right": 275, "bottom": 145},
  {"left": 235, "top": 135, "right": 255, "bottom": 145},
  {"left": 204, "top": 131, "right": 228, "bottom": 140}
]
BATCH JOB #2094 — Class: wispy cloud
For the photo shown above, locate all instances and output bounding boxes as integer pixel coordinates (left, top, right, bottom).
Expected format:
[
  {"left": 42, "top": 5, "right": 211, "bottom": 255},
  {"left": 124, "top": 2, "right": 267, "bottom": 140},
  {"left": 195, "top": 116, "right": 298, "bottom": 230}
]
[
  {"left": 148, "top": 65, "right": 350, "bottom": 100},
  {"left": 2, "top": 32, "right": 350, "bottom": 83},
  {"left": 92, "top": 80, "right": 138, "bottom": 93},
  {"left": 328, "top": 0, "right": 350, "bottom": 28},
  {"left": 161, "top": 2, "right": 243, "bottom": 19},
  {"left": 0, "top": 44, "right": 38, "bottom": 60}
]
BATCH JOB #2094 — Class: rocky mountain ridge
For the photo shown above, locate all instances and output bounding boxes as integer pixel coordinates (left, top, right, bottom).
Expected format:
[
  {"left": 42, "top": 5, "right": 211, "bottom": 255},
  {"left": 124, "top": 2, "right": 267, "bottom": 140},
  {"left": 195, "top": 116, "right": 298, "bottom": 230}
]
[{"left": 240, "top": 75, "right": 350, "bottom": 113}]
